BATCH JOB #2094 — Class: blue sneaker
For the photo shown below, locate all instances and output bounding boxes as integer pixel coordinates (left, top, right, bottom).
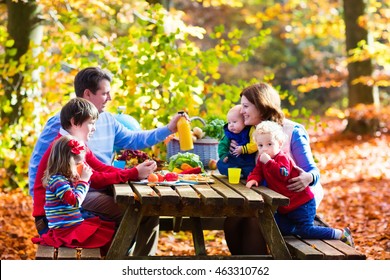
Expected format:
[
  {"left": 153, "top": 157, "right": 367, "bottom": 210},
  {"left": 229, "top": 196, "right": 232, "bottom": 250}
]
[{"left": 341, "top": 227, "right": 355, "bottom": 247}]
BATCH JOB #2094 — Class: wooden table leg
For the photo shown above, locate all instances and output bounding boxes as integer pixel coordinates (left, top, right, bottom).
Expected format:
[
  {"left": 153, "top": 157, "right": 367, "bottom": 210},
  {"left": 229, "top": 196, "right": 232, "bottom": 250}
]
[
  {"left": 190, "top": 217, "right": 207, "bottom": 256},
  {"left": 173, "top": 216, "right": 183, "bottom": 232},
  {"left": 106, "top": 205, "right": 144, "bottom": 259},
  {"left": 258, "top": 204, "right": 292, "bottom": 260}
]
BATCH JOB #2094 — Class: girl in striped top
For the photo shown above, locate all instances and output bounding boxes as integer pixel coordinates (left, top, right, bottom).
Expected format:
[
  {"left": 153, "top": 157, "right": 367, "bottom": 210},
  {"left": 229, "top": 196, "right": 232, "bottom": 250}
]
[{"left": 32, "top": 135, "right": 115, "bottom": 255}]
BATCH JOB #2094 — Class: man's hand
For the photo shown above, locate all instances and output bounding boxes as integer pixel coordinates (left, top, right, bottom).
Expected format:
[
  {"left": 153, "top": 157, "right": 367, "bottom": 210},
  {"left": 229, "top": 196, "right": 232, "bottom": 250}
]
[
  {"left": 167, "top": 112, "right": 189, "bottom": 133},
  {"left": 286, "top": 166, "right": 313, "bottom": 192}
]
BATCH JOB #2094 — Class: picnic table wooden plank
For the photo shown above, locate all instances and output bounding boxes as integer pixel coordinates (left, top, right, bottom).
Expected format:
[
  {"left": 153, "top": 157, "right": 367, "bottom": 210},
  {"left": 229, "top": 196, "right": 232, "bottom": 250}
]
[
  {"left": 35, "top": 245, "right": 55, "bottom": 260},
  {"left": 301, "top": 239, "right": 345, "bottom": 259},
  {"left": 209, "top": 180, "right": 245, "bottom": 206},
  {"left": 252, "top": 186, "right": 290, "bottom": 208},
  {"left": 190, "top": 217, "right": 207, "bottom": 256},
  {"left": 323, "top": 240, "right": 366, "bottom": 259},
  {"left": 130, "top": 183, "right": 160, "bottom": 205},
  {"left": 191, "top": 184, "right": 224, "bottom": 206},
  {"left": 284, "top": 236, "right": 324, "bottom": 260},
  {"left": 106, "top": 205, "right": 144, "bottom": 260},
  {"left": 213, "top": 175, "right": 264, "bottom": 207},
  {"left": 258, "top": 204, "right": 292, "bottom": 260},
  {"left": 113, "top": 183, "right": 134, "bottom": 205},
  {"left": 174, "top": 185, "right": 201, "bottom": 206},
  {"left": 79, "top": 248, "right": 101, "bottom": 260},
  {"left": 152, "top": 185, "right": 181, "bottom": 205},
  {"left": 57, "top": 247, "right": 78, "bottom": 260}
]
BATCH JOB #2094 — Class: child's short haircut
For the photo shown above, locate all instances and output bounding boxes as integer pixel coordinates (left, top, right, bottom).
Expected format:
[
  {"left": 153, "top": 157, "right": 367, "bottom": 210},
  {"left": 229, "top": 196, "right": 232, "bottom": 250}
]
[
  {"left": 60, "top": 98, "right": 99, "bottom": 130},
  {"left": 253, "top": 121, "right": 286, "bottom": 144}
]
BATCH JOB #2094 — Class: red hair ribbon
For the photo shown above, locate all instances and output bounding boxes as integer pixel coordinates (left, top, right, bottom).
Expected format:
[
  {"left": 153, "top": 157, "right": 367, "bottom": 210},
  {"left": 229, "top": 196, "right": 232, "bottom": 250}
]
[{"left": 68, "top": 139, "right": 85, "bottom": 155}]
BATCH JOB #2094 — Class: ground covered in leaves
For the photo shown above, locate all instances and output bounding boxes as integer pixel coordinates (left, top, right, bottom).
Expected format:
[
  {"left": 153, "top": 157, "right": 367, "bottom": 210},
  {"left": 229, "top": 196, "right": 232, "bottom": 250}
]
[{"left": 0, "top": 118, "right": 389, "bottom": 260}]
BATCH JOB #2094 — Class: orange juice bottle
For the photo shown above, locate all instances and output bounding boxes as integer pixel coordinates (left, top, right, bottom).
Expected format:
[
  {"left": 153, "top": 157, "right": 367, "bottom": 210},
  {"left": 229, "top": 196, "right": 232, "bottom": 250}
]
[{"left": 177, "top": 112, "right": 193, "bottom": 151}]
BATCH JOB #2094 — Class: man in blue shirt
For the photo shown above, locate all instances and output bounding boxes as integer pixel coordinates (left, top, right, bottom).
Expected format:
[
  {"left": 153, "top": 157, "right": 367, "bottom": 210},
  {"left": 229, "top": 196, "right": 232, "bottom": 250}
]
[{"left": 29, "top": 66, "right": 182, "bottom": 256}]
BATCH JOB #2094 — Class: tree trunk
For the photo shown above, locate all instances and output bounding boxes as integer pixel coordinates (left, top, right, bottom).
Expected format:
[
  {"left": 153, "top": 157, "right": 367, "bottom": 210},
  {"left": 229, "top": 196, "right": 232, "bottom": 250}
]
[
  {"left": 1, "top": 0, "right": 42, "bottom": 125},
  {"left": 343, "top": 0, "right": 376, "bottom": 134}
]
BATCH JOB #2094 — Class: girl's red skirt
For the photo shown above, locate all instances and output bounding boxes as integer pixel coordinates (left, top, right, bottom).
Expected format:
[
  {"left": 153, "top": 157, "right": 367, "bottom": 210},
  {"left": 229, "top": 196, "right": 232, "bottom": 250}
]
[{"left": 32, "top": 217, "right": 115, "bottom": 249}]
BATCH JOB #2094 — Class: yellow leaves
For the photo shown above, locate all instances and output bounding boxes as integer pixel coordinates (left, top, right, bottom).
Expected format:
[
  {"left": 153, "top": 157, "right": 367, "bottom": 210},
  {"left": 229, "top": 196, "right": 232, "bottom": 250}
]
[
  {"left": 325, "top": 107, "right": 346, "bottom": 119},
  {"left": 197, "top": 0, "right": 243, "bottom": 8},
  {"left": 292, "top": 74, "right": 345, "bottom": 93},
  {"left": 211, "top": 72, "right": 221, "bottom": 80}
]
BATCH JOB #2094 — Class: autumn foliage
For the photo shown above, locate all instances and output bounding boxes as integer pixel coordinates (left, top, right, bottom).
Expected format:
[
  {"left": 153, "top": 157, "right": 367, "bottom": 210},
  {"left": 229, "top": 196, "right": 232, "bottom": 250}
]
[{"left": 0, "top": 118, "right": 389, "bottom": 260}]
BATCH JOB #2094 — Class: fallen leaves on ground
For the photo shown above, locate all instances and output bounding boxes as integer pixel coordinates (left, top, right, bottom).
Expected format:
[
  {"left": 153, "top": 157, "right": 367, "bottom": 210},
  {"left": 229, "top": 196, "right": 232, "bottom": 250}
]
[{"left": 0, "top": 118, "right": 389, "bottom": 260}]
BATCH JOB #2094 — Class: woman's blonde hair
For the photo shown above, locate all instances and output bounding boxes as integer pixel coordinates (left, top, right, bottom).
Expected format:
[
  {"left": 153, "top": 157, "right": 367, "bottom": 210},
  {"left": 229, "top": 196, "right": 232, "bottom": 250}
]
[
  {"left": 42, "top": 135, "right": 86, "bottom": 187},
  {"left": 253, "top": 121, "right": 287, "bottom": 144},
  {"left": 240, "top": 82, "right": 284, "bottom": 125}
]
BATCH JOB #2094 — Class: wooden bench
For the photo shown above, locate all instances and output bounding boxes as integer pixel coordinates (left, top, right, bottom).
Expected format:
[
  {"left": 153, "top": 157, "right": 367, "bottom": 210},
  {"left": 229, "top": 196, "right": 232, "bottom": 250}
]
[
  {"left": 283, "top": 216, "right": 366, "bottom": 260},
  {"left": 159, "top": 215, "right": 365, "bottom": 260},
  {"left": 157, "top": 174, "right": 366, "bottom": 260},
  {"left": 254, "top": 182, "right": 366, "bottom": 260},
  {"left": 35, "top": 245, "right": 101, "bottom": 260}
]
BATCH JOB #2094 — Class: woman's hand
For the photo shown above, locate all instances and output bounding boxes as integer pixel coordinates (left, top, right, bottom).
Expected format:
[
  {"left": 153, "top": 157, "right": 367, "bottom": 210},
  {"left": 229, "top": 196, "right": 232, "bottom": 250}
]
[
  {"left": 136, "top": 160, "right": 157, "bottom": 179},
  {"left": 286, "top": 166, "right": 313, "bottom": 192},
  {"left": 229, "top": 140, "right": 238, "bottom": 154},
  {"left": 232, "top": 146, "right": 243, "bottom": 157}
]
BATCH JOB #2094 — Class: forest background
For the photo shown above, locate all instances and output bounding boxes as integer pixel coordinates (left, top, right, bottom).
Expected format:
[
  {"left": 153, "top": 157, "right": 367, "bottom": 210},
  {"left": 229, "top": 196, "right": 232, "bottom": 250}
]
[{"left": 0, "top": 0, "right": 389, "bottom": 260}]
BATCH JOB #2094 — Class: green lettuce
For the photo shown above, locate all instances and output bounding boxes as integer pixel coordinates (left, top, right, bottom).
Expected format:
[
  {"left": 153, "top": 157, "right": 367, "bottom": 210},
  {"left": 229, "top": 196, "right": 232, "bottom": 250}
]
[{"left": 168, "top": 152, "right": 205, "bottom": 171}]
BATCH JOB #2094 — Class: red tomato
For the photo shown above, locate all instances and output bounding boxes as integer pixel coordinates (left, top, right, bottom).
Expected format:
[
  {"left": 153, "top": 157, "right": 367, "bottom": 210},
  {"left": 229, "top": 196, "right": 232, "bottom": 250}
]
[
  {"left": 164, "top": 172, "right": 179, "bottom": 181},
  {"left": 156, "top": 173, "right": 165, "bottom": 182}
]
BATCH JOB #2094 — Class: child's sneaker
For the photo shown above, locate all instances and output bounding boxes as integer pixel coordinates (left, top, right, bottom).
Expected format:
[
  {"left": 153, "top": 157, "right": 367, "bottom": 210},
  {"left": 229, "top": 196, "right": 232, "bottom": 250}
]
[{"left": 341, "top": 227, "right": 355, "bottom": 247}]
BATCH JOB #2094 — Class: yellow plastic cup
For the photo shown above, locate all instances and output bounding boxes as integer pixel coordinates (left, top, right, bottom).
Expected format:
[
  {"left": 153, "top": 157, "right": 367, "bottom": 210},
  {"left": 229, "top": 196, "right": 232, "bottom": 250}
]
[{"left": 228, "top": 168, "right": 241, "bottom": 184}]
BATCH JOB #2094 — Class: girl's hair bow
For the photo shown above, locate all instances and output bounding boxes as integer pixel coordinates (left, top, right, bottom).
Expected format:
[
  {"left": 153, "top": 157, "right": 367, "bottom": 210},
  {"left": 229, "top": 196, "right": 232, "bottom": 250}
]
[{"left": 68, "top": 139, "right": 85, "bottom": 155}]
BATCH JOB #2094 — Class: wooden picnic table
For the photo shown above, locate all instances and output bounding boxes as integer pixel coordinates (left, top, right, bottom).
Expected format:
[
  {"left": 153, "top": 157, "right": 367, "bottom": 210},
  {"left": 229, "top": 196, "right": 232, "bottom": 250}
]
[{"left": 105, "top": 174, "right": 292, "bottom": 260}]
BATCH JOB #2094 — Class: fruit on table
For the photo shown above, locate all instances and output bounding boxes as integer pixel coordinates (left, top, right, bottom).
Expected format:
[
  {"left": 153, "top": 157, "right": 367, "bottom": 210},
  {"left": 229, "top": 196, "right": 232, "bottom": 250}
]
[
  {"left": 192, "top": 126, "right": 206, "bottom": 140},
  {"left": 172, "top": 167, "right": 183, "bottom": 173},
  {"left": 208, "top": 159, "right": 217, "bottom": 170},
  {"left": 179, "top": 167, "right": 202, "bottom": 174},
  {"left": 147, "top": 173, "right": 159, "bottom": 182},
  {"left": 168, "top": 152, "right": 204, "bottom": 172},
  {"left": 156, "top": 173, "right": 165, "bottom": 182},
  {"left": 180, "top": 163, "right": 193, "bottom": 171},
  {"left": 165, "top": 172, "right": 179, "bottom": 181}
]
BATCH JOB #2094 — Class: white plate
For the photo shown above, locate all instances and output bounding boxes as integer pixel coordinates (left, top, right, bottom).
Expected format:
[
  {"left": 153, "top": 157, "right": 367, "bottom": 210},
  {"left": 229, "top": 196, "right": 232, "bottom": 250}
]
[
  {"left": 130, "top": 180, "right": 180, "bottom": 186},
  {"left": 179, "top": 179, "right": 215, "bottom": 184}
]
